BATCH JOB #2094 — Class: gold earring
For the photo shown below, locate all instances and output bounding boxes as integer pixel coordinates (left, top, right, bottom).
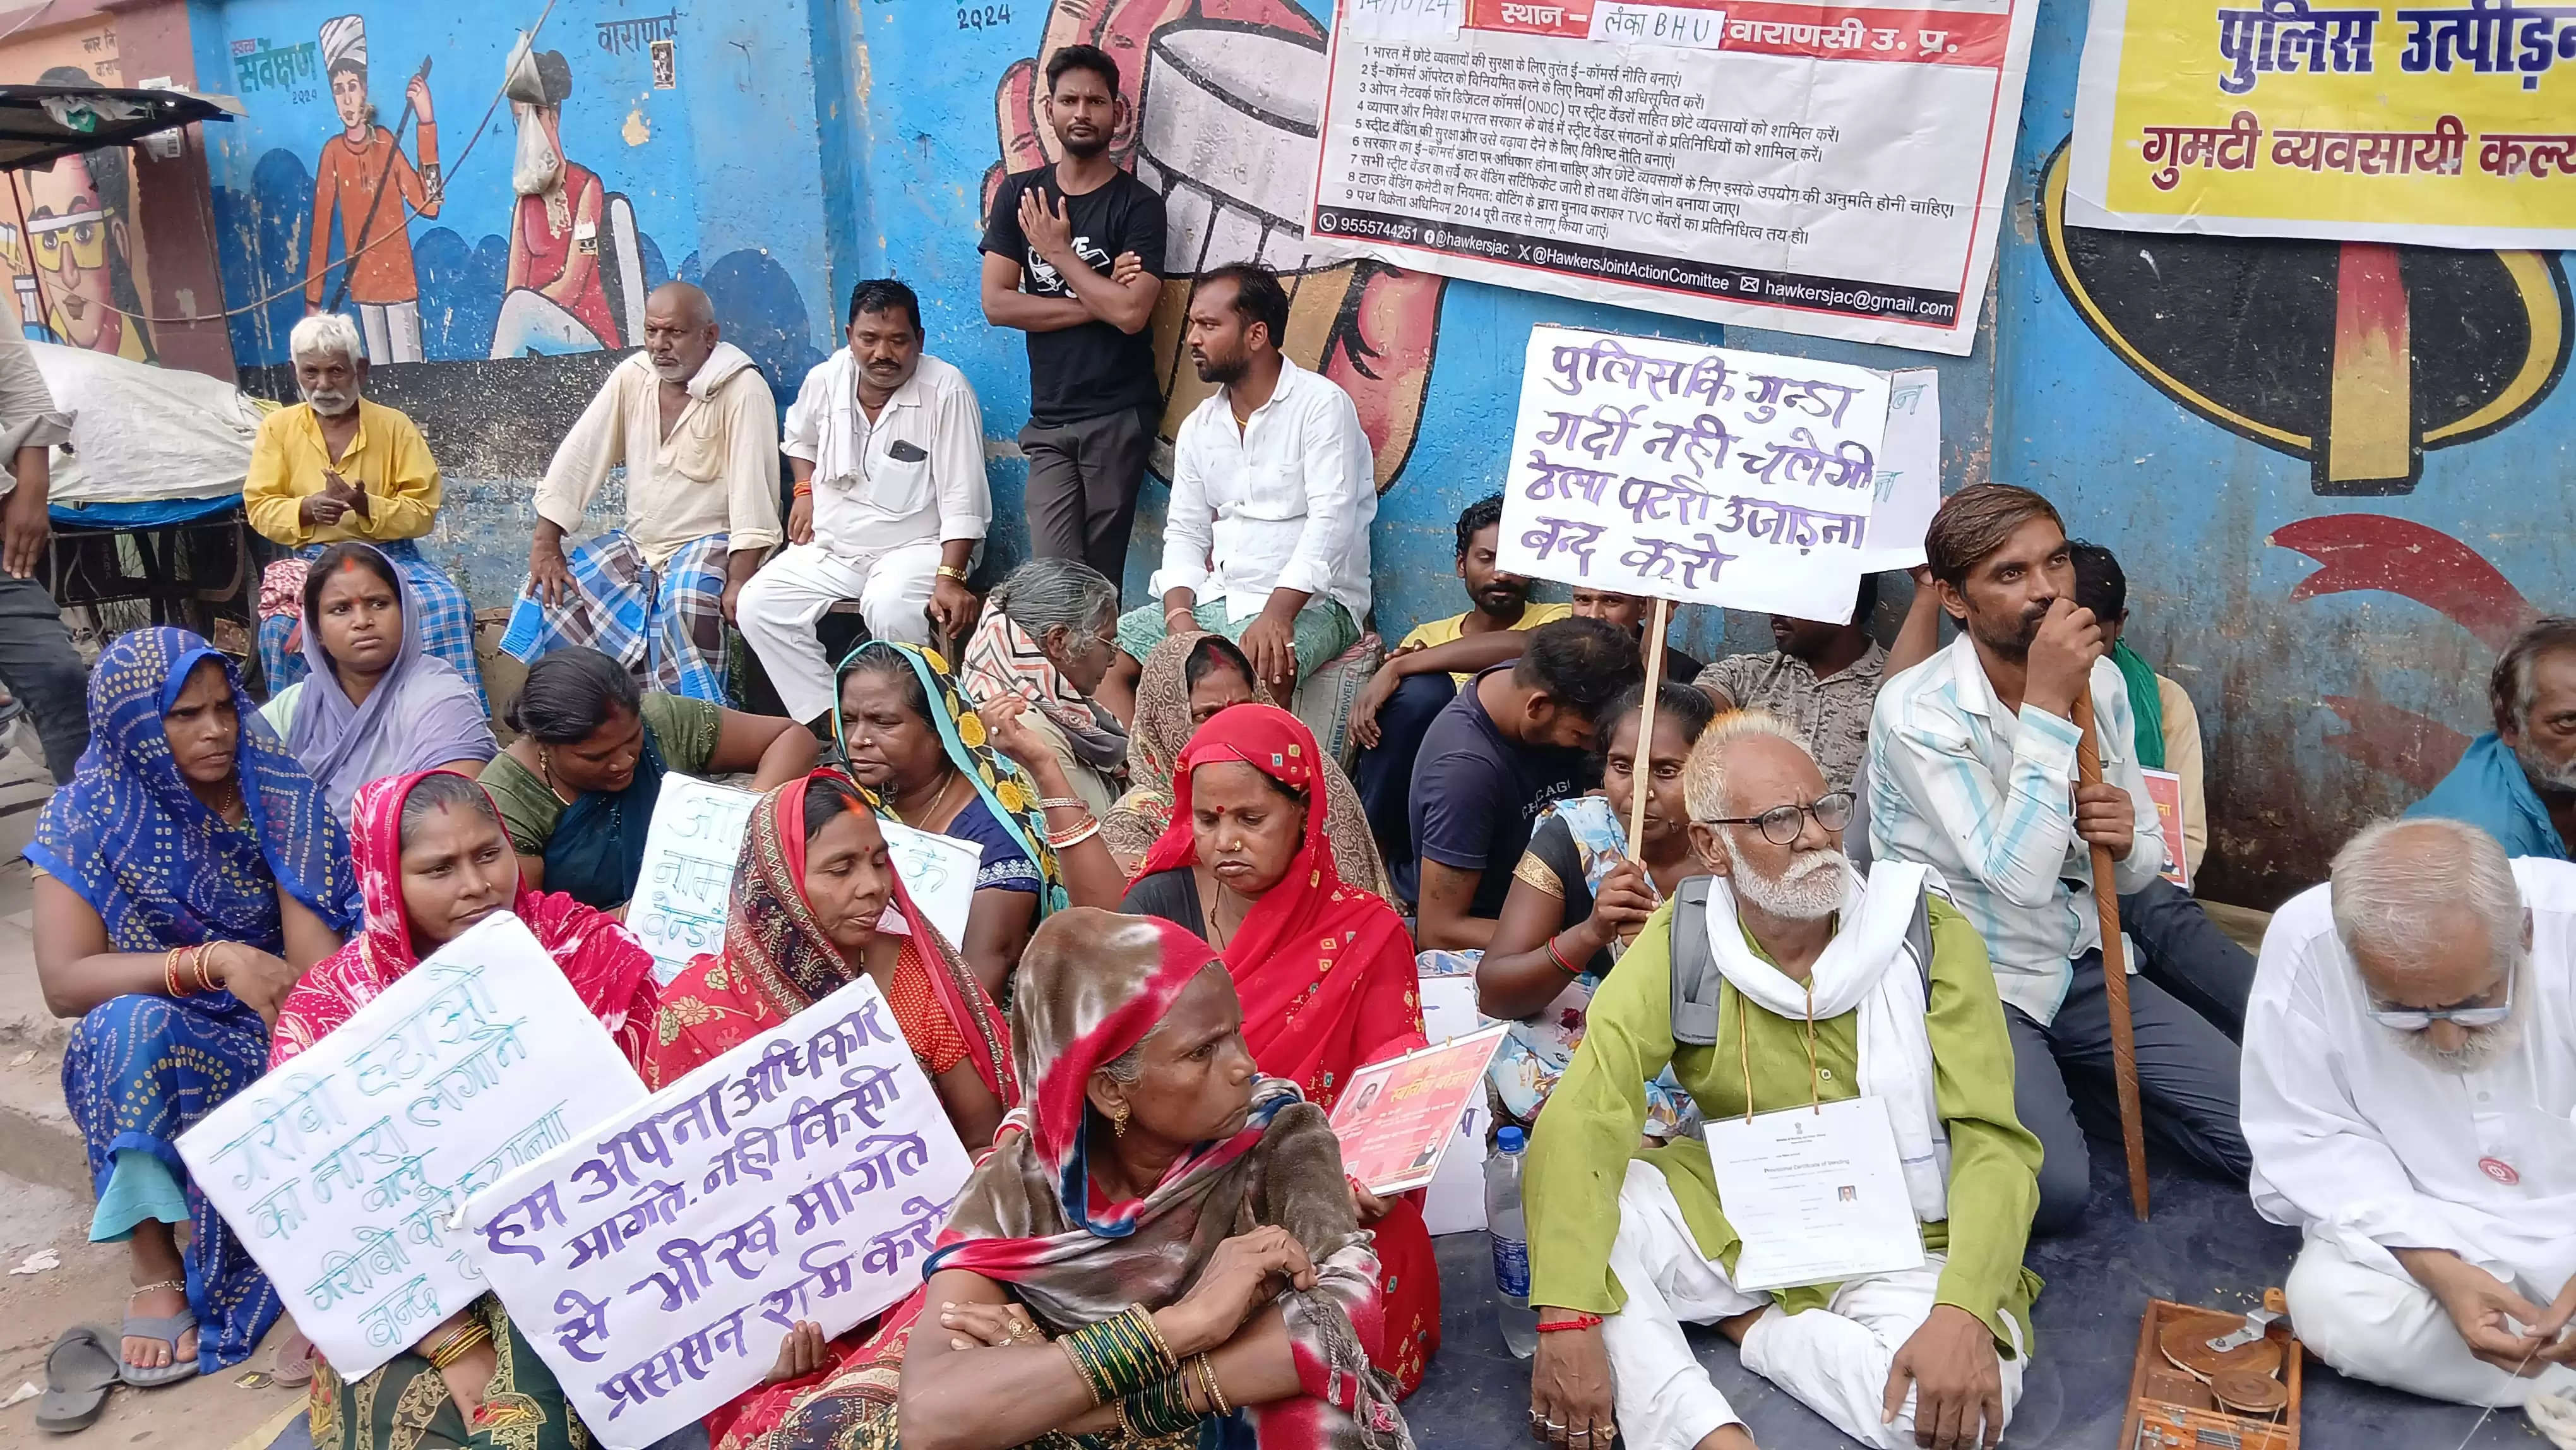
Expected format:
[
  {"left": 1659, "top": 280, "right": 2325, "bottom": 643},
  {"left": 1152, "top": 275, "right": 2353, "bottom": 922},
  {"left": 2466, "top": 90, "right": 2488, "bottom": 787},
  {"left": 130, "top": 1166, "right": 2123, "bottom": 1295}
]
[{"left": 1108, "top": 1101, "right": 1130, "bottom": 1137}]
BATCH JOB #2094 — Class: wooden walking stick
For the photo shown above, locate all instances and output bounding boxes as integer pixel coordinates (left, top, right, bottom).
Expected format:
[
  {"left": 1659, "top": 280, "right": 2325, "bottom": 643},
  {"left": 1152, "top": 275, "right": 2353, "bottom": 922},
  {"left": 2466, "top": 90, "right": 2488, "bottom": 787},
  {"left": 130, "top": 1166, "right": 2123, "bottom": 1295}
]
[
  {"left": 1625, "top": 599, "right": 1673, "bottom": 852},
  {"left": 2072, "top": 688, "right": 2152, "bottom": 1221}
]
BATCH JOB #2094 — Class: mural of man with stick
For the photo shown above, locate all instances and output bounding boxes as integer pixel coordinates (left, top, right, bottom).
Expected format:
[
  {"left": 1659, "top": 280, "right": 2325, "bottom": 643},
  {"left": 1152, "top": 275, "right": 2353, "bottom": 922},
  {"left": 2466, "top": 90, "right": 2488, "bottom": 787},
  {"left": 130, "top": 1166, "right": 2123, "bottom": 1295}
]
[
  {"left": 489, "top": 42, "right": 619, "bottom": 357},
  {"left": 302, "top": 15, "right": 439, "bottom": 364}
]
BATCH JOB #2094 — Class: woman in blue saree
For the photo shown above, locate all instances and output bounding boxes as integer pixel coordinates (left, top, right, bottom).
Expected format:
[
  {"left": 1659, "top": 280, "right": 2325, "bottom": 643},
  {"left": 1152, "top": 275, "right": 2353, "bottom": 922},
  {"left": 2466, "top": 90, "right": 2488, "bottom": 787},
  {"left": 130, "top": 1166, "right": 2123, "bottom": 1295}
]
[
  {"left": 28, "top": 628, "right": 358, "bottom": 1386},
  {"left": 831, "top": 640, "right": 1086, "bottom": 1000}
]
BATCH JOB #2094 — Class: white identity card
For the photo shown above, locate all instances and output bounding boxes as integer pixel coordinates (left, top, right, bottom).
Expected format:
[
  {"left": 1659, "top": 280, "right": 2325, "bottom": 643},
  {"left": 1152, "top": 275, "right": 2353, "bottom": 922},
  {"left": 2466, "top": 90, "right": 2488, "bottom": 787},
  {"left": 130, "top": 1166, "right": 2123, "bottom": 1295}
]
[{"left": 1703, "top": 1096, "right": 1927, "bottom": 1292}]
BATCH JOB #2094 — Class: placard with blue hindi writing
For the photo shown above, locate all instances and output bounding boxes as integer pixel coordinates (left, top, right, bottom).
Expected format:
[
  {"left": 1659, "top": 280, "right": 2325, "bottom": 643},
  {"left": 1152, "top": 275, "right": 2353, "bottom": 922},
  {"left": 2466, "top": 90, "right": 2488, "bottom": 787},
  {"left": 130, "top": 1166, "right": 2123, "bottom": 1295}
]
[
  {"left": 461, "top": 973, "right": 974, "bottom": 1449},
  {"left": 174, "top": 913, "right": 650, "bottom": 1379},
  {"left": 1498, "top": 325, "right": 1893, "bottom": 623}
]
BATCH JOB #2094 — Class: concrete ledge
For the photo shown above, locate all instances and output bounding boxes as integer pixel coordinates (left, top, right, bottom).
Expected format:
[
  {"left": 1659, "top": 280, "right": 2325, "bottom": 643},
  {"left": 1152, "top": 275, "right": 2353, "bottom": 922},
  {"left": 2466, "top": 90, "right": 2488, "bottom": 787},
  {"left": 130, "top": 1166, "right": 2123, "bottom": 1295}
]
[{"left": 0, "top": 1044, "right": 85, "bottom": 1197}]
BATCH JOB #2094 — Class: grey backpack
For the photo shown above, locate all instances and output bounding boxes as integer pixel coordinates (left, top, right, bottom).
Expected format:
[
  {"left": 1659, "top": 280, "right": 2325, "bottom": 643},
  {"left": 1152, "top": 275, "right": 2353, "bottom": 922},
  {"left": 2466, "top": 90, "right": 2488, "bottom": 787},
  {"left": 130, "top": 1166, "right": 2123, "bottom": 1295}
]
[{"left": 1667, "top": 874, "right": 1934, "bottom": 1046}]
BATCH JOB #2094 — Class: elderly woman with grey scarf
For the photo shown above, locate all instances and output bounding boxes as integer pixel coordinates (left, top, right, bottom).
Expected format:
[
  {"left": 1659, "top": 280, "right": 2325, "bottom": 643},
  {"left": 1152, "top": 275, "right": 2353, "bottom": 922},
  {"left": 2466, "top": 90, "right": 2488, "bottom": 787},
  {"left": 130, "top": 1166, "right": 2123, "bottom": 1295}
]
[{"left": 958, "top": 556, "right": 1131, "bottom": 817}]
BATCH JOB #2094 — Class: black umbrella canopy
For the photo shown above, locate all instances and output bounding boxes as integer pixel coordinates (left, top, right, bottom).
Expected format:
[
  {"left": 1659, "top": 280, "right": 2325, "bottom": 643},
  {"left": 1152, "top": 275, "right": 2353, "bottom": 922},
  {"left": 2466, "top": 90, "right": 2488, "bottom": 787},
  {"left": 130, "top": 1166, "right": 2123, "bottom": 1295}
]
[{"left": 0, "top": 83, "right": 239, "bottom": 171}]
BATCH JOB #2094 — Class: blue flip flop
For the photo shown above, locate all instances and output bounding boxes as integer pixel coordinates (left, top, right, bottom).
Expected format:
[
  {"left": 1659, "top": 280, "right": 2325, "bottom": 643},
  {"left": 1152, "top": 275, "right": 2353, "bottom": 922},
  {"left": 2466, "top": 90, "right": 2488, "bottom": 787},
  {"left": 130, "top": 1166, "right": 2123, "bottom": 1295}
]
[
  {"left": 37, "top": 1325, "right": 119, "bottom": 1433},
  {"left": 118, "top": 1281, "right": 199, "bottom": 1389}
]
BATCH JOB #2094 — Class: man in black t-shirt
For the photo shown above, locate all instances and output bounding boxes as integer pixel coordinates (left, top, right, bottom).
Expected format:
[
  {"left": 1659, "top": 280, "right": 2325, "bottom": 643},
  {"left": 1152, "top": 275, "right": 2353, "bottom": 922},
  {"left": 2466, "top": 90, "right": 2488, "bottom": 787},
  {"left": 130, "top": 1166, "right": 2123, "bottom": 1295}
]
[
  {"left": 979, "top": 43, "right": 1167, "bottom": 589},
  {"left": 1407, "top": 618, "right": 1643, "bottom": 949}
]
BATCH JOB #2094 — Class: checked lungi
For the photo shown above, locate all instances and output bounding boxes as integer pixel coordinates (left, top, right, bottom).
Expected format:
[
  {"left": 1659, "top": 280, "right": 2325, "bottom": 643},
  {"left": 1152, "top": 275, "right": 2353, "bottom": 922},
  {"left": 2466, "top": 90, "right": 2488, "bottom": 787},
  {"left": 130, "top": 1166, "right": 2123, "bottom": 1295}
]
[
  {"left": 257, "top": 537, "right": 489, "bottom": 712},
  {"left": 497, "top": 530, "right": 730, "bottom": 702}
]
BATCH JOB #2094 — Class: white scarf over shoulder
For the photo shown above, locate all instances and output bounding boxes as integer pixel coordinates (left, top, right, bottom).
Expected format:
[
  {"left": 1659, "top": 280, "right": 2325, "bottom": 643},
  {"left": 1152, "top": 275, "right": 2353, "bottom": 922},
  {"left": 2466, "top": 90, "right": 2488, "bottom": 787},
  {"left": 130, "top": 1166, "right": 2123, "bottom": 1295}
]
[{"left": 1702, "top": 859, "right": 1952, "bottom": 1221}]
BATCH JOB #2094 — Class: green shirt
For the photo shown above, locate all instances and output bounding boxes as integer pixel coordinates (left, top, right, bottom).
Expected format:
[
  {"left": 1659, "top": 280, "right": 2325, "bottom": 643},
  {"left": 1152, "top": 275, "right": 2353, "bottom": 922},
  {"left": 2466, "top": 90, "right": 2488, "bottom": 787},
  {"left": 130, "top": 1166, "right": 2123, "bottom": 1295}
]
[
  {"left": 478, "top": 692, "right": 725, "bottom": 855},
  {"left": 1524, "top": 892, "right": 2043, "bottom": 1351}
]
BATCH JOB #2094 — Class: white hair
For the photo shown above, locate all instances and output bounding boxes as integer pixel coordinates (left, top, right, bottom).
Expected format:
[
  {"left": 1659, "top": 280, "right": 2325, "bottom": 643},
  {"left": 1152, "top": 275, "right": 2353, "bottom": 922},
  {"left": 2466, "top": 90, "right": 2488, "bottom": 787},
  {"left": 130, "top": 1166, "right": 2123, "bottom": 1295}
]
[
  {"left": 1681, "top": 709, "right": 1814, "bottom": 822},
  {"left": 289, "top": 311, "right": 366, "bottom": 367},
  {"left": 2329, "top": 817, "right": 2523, "bottom": 979}
]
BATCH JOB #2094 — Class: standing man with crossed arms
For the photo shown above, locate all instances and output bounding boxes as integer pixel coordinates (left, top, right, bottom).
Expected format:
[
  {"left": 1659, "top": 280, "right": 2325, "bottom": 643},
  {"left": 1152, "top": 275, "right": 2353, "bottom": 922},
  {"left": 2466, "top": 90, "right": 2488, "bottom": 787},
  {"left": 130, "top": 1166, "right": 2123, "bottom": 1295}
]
[{"left": 979, "top": 43, "right": 1166, "bottom": 592}]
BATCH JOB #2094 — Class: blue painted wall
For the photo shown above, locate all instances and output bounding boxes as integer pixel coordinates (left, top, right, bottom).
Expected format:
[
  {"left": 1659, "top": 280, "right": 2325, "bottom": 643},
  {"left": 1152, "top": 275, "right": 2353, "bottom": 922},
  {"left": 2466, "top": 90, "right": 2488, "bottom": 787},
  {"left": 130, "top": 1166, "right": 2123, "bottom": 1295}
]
[{"left": 189, "top": 0, "right": 2570, "bottom": 902}]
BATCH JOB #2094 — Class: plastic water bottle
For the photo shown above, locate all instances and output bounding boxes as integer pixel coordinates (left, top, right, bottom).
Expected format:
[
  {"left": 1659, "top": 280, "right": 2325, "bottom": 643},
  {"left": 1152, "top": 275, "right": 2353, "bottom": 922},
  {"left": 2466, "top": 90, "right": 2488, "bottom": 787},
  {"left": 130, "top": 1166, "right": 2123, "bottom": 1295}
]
[{"left": 1487, "top": 1125, "right": 1539, "bottom": 1358}]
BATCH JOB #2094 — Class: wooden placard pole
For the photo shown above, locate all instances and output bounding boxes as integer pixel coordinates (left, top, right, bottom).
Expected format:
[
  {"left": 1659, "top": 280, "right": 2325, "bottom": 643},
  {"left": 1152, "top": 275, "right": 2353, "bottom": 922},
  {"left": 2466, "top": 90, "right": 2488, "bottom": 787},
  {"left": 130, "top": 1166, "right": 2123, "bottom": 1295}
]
[
  {"left": 1626, "top": 598, "right": 1673, "bottom": 853},
  {"left": 2072, "top": 689, "right": 2152, "bottom": 1221}
]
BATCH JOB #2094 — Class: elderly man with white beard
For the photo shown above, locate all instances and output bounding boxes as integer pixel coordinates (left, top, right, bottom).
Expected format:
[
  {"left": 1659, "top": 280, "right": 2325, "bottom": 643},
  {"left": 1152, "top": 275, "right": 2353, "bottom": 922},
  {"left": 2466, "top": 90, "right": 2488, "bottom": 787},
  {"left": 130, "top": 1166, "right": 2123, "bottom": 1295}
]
[
  {"left": 246, "top": 311, "right": 487, "bottom": 706},
  {"left": 499, "top": 281, "right": 781, "bottom": 701},
  {"left": 2245, "top": 817, "right": 2576, "bottom": 1441},
  {"left": 1523, "top": 711, "right": 2042, "bottom": 1450}
]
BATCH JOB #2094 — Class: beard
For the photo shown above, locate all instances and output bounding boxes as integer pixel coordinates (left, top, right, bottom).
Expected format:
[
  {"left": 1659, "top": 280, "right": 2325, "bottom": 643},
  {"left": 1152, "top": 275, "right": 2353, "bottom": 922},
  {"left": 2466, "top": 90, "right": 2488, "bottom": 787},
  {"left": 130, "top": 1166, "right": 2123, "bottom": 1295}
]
[
  {"left": 513, "top": 116, "right": 564, "bottom": 196},
  {"left": 1193, "top": 349, "right": 1247, "bottom": 386},
  {"left": 2513, "top": 736, "right": 2576, "bottom": 794},
  {"left": 302, "top": 384, "right": 357, "bottom": 416},
  {"left": 1967, "top": 599, "right": 2052, "bottom": 661},
  {"left": 1723, "top": 836, "right": 1848, "bottom": 920},
  {"left": 2385, "top": 1008, "right": 2522, "bottom": 1074},
  {"left": 1056, "top": 126, "right": 1111, "bottom": 160}
]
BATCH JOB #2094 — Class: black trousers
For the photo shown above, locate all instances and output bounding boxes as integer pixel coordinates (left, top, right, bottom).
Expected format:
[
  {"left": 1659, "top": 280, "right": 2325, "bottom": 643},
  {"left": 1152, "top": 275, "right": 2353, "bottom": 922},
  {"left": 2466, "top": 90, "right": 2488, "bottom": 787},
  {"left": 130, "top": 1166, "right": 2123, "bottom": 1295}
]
[
  {"left": 1352, "top": 671, "right": 1458, "bottom": 901},
  {"left": 2007, "top": 936, "right": 2251, "bottom": 1235},
  {"left": 0, "top": 571, "right": 89, "bottom": 783},
  {"left": 1020, "top": 404, "right": 1155, "bottom": 589}
]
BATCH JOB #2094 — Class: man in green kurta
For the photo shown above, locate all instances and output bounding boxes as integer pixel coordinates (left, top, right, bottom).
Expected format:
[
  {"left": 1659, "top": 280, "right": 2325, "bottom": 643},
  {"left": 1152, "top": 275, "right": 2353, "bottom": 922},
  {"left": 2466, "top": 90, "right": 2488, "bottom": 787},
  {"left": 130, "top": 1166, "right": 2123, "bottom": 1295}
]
[{"left": 1523, "top": 712, "right": 2043, "bottom": 1450}]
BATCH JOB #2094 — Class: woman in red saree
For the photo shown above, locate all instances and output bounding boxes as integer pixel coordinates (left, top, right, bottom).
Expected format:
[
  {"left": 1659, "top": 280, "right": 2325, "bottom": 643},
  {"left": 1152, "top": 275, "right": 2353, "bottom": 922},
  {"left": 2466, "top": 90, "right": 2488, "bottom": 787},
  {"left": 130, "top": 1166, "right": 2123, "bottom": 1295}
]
[
  {"left": 1119, "top": 704, "right": 1441, "bottom": 1395},
  {"left": 271, "top": 769, "right": 660, "bottom": 1449},
  {"left": 648, "top": 767, "right": 1017, "bottom": 1450}
]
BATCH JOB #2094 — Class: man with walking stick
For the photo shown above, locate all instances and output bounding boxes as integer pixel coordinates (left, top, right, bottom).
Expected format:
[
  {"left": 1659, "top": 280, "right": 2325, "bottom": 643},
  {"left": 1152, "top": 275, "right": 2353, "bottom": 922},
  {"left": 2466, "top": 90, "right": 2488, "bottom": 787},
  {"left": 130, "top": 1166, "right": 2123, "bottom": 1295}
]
[{"left": 1865, "top": 484, "right": 2248, "bottom": 1232}]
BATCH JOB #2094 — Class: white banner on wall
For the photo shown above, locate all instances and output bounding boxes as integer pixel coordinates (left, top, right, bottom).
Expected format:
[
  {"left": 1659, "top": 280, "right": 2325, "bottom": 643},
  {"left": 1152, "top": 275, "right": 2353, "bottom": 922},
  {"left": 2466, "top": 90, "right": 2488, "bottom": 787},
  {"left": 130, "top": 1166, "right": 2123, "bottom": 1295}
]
[
  {"left": 1309, "top": 0, "right": 2041, "bottom": 355},
  {"left": 174, "top": 915, "right": 649, "bottom": 1379},
  {"left": 1496, "top": 325, "right": 1891, "bottom": 622},
  {"left": 463, "top": 975, "right": 972, "bottom": 1449}
]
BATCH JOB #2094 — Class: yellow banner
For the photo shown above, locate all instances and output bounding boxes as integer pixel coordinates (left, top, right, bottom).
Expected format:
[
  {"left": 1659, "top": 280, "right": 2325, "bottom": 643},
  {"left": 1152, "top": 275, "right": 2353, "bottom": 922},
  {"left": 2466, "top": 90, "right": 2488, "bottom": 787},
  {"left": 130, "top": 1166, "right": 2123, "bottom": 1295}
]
[{"left": 2067, "top": 0, "right": 2576, "bottom": 245}]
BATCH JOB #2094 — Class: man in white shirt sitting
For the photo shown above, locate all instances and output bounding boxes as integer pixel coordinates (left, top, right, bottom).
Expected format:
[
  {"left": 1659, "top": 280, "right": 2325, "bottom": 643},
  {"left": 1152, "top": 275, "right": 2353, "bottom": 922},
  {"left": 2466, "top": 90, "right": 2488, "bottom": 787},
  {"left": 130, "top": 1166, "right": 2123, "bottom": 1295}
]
[
  {"left": 1107, "top": 261, "right": 1373, "bottom": 708},
  {"left": 2245, "top": 817, "right": 2576, "bottom": 1438},
  {"left": 501, "top": 281, "right": 781, "bottom": 700},
  {"left": 737, "top": 279, "right": 989, "bottom": 724}
]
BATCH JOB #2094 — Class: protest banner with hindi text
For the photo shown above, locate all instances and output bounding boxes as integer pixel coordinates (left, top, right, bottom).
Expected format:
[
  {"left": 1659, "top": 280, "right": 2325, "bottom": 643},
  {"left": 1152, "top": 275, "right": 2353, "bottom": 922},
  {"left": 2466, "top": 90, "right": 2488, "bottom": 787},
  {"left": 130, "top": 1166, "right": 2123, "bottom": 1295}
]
[
  {"left": 174, "top": 914, "right": 649, "bottom": 1379},
  {"left": 462, "top": 975, "right": 973, "bottom": 1449},
  {"left": 630, "top": 775, "right": 759, "bottom": 983},
  {"left": 2067, "top": 0, "right": 2576, "bottom": 247},
  {"left": 1310, "top": 0, "right": 2042, "bottom": 354},
  {"left": 1497, "top": 325, "right": 1891, "bottom": 622}
]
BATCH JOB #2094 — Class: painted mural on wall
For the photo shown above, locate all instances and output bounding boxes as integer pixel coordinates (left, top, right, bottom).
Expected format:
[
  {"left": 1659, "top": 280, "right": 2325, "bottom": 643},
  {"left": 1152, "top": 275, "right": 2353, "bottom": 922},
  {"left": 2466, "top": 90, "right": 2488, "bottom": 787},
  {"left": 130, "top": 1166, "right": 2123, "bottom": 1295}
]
[
  {"left": 206, "top": 4, "right": 818, "bottom": 388},
  {"left": 302, "top": 16, "right": 440, "bottom": 362},
  {"left": 2037, "top": 145, "right": 2570, "bottom": 497},
  {"left": 1, "top": 62, "right": 156, "bottom": 361},
  {"left": 983, "top": 0, "right": 1445, "bottom": 488},
  {"left": 1996, "top": 0, "right": 2576, "bottom": 901}
]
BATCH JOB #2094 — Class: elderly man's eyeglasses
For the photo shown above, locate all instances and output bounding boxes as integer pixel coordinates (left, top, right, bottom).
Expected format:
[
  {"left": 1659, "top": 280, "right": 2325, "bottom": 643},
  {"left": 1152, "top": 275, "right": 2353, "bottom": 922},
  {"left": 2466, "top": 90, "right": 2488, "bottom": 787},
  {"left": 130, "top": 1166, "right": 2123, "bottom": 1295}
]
[
  {"left": 1701, "top": 791, "right": 1856, "bottom": 846},
  {"left": 2367, "top": 974, "right": 2513, "bottom": 1033}
]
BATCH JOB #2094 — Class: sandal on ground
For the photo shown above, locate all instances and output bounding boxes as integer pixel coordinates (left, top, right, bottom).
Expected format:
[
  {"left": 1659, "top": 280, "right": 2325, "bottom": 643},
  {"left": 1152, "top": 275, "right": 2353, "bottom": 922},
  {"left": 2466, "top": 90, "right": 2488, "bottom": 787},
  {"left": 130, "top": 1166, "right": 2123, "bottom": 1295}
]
[
  {"left": 37, "top": 1324, "right": 121, "bottom": 1434},
  {"left": 270, "top": 1329, "right": 316, "bottom": 1389},
  {"left": 118, "top": 1279, "right": 200, "bottom": 1389}
]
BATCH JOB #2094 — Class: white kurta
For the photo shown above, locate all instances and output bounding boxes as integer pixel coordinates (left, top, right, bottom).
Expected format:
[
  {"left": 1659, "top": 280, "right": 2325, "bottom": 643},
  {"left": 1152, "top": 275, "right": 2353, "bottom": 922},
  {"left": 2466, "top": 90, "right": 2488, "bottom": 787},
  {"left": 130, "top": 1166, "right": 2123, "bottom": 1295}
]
[{"left": 2244, "top": 858, "right": 2576, "bottom": 1405}]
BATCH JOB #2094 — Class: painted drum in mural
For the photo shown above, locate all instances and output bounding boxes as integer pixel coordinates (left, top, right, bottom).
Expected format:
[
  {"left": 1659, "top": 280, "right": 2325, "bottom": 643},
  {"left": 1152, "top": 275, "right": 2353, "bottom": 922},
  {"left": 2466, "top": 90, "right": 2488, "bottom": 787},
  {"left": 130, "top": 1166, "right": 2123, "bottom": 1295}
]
[{"left": 2037, "top": 144, "right": 2571, "bottom": 497}]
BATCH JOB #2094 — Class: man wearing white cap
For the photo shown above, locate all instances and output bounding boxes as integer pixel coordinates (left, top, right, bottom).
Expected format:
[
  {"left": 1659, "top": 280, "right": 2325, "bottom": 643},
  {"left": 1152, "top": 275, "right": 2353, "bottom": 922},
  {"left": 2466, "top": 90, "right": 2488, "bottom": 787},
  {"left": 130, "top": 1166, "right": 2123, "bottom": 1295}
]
[
  {"left": 2244, "top": 817, "right": 2576, "bottom": 1443},
  {"left": 304, "top": 15, "right": 439, "bottom": 364}
]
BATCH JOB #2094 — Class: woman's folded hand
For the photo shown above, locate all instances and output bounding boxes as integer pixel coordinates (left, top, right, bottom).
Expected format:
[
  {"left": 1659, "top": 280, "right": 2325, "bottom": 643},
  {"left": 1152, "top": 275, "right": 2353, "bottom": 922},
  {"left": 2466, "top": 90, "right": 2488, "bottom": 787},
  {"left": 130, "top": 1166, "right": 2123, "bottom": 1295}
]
[{"left": 1158, "top": 1225, "right": 1316, "bottom": 1356}]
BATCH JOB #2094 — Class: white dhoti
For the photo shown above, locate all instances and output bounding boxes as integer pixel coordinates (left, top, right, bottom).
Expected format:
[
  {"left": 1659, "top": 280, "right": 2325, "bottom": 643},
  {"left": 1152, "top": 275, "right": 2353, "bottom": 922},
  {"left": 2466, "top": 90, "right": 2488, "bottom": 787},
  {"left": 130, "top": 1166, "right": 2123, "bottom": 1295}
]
[
  {"left": 737, "top": 539, "right": 945, "bottom": 721},
  {"left": 1602, "top": 1161, "right": 2024, "bottom": 1450},
  {"left": 2286, "top": 1230, "right": 2576, "bottom": 1408}
]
